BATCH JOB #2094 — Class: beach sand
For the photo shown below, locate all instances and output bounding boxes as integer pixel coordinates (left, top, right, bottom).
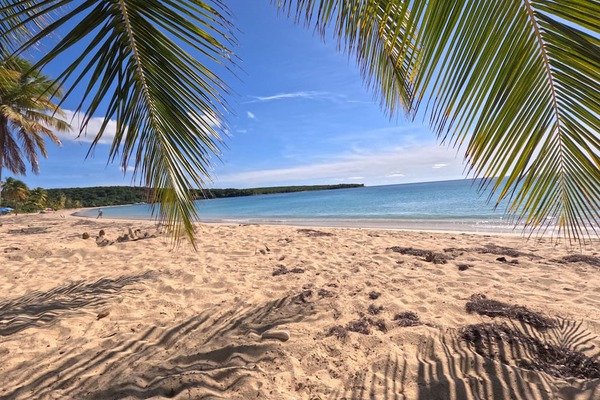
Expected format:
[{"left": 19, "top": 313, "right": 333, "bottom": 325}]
[{"left": 0, "top": 211, "right": 598, "bottom": 399}]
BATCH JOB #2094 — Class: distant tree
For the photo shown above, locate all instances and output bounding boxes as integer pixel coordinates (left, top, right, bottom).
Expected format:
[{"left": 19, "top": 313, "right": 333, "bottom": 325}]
[
  {"left": 0, "top": 57, "right": 70, "bottom": 206},
  {"left": 27, "top": 186, "right": 47, "bottom": 209},
  {"left": 47, "top": 192, "right": 67, "bottom": 211},
  {"left": 2, "top": 176, "right": 28, "bottom": 207}
]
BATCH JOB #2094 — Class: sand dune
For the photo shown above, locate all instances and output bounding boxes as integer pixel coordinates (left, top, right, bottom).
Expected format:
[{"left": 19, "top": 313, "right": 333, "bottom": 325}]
[{"left": 0, "top": 212, "right": 598, "bottom": 399}]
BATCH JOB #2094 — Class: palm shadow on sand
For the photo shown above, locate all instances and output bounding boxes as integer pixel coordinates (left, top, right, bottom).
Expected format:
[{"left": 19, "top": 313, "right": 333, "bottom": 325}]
[
  {"left": 0, "top": 272, "right": 155, "bottom": 337},
  {"left": 0, "top": 291, "right": 320, "bottom": 399}
]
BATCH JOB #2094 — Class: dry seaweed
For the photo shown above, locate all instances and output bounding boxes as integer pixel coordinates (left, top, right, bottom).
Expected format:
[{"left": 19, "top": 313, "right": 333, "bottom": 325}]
[
  {"left": 327, "top": 325, "right": 348, "bottom": 339},
  {"left": 556, "top": 254, "right": 600, "bottom": 268},
  {"left": 368, "top": 291, "right": 381, "bottom": 300},
  {"left": 372, "top": 318, "right": 388, "bottom": 333},
  {"left": 388, "top": 246, "right": 431, "bottom": 257},
  {"left": 478, "top": 244, "right": 524, "bottom": 257},
  {"left": 7, "top": 227, "right": 48, "bottom": 235},
  {"left": 272, "top": 266, "right": 288, "bottom": 276},
  {"left": 299, "top": 290, "right": 313, "bottom": 302},
  {"left": 457, "top": 264, "right": 472, "bottom": 271},
  {"left": 466, "top": 294, "right": 554, "bottom": 328},
  {"left": 318, "top": 288, "right": 334, "bottom": 298},
  {"left": 461, "top": 323, "right": 600, "bottom": 380},
  {"left": 347, "top": 317, "right": 371, "bottom": 335},
  {"left": 425, "top": 252, "right": 450, "bottom": 264},
  {"left": 297, "top": 229, "right": 334, "bottom": 237},
  {"left": 368, "top": 304, "right": 383, "bottom": 315},
  {"left": 388, "top": 246, "right": 451, "bottom": 264},
  {"left": 394, "top": 311, "right": 421, "bottom": 327},
  {"left": 272, "top": 265, "right": 305, "bottom": 276},
  {"left": 445, "top": 244, "right": 538, "bottom": 259},
  {"left": 329, "top": 315, "right": 387, "bottom": 338}
]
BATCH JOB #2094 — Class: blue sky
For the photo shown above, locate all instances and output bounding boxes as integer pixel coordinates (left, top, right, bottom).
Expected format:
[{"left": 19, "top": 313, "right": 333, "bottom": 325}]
[{"left": 15, "top": 1, "right": 467, "bottom": 189}]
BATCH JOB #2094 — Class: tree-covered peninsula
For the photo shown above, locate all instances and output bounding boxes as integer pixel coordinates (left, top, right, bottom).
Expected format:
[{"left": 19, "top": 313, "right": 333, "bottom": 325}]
[{"left": 44, "top": 184, "right": 364, "bottom": 208}]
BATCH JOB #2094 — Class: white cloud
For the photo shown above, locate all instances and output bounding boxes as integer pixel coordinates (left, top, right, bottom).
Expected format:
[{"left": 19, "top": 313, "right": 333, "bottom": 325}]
[
  {"left": 247, "top": 111, "right": 255, "bottom": 119},
  {"left": 56, "top": 110, "right": 226, "bottom": 145},
  {"left": 120, "top": 165, "right": 136, "bottom": 173},
  {"left": 214, "top": 142, "right": 466, "bottom": 187},
  {"left": 247, "top": 91, "right": 343, "bottom": 103},
  {"left": 347, "top": 176, "right": 364, "bottom": 180},
  {"left": 433, "top": 163, "right": 448, "bottom": 169},
  {"left": 54, "top": 110, "right": 120, "bottom": 145}
]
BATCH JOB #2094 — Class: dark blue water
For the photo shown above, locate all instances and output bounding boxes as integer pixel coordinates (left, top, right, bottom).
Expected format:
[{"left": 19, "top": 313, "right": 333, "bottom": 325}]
[{"left": 77, "top": 179, "right": 526, "bottom": 232}]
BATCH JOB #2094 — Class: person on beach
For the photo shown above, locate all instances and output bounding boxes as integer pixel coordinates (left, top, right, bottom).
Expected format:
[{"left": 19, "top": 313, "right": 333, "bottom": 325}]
[{"left": 97, "top": 208, "right": 103, "bottom": 219}]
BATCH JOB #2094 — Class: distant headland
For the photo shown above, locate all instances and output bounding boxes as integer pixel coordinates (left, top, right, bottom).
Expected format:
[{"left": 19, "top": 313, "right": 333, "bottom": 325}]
[{"left": 45, "top": 184, "right": 364, "bottom": 208}]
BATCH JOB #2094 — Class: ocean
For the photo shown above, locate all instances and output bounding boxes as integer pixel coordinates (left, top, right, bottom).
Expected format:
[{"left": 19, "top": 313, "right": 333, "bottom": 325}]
[{"left": 76, "top": 179, "right": 535, "bottom": 234}]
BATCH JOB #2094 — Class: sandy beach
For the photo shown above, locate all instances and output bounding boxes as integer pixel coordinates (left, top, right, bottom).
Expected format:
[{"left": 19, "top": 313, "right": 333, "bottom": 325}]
[{"left": 0, "top": 211, "right": 598, "bottom": 399}]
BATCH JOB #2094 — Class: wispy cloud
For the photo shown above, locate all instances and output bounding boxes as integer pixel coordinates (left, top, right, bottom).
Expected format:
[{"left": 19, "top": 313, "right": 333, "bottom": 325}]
[
  {"left": 433, "top": 163, "right": 448, "bottom": 169},
  {"left": 214, "top": 142, "right": 465, "bottom": 187},
  {"left": 120, "top": 165, "right": 136, "bottom": 173},
  {"left": 247, "top": 111, "right": 255, "bottom": 119},
  {"left": 246, "top": 91, "right": 346, "bottom": 103}
]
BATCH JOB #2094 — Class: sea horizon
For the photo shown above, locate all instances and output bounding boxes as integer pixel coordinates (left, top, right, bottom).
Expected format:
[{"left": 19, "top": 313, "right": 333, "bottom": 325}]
[{"left": 74, "top": 178, "right": 554, "bottom": 235}]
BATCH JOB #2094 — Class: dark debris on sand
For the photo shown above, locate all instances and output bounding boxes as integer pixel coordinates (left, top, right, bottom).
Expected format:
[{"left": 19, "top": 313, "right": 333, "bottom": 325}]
[
  {"left": 461, "top": 323, "right": 600, "bottom": 380},
  {"left": 272, "top": 265, "right": 305, "bottom": 276},
  {"left": 327, "top": 325, "right": 348, "bottom": 339},
  {"left": 368, "top": 291, "right": 381, "bottom": 300},
  {"left": 317, "top": 288, "right": 334, "bottom": 298},
  {"left": 7, "top": 227, "right": 49, "bottom": 235},
  {"left": 457, "top": 264, "right": 472, "bottom": 271},
  {"left": 297, "top": 228, "right": 335, "bottom": 237},
  {"left": 368, "top": 304, "right": 383, "bottom": 315},
  {"left": 555, "top": 254, "right": 600, "bottom": 268},
  {"left": 388, "top": 246, "right": 451, "bottom": 264},
  {"left": 466, "top": 294, "right": 554, "bottom": 328},
  {"left": 445, "top": 244, "right": 537, "bottom": 259},
  {"left": 394, "top": 311, "right": 421, "bottom": 327},
  {"left": 328, "top": 316, "right": 387, "bottom": 338}
]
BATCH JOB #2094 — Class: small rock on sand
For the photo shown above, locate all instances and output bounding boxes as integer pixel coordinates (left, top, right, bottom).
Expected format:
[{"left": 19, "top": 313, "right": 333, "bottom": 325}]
[{"left": 261, "top": 329, "right": 290, "bottom": 342}]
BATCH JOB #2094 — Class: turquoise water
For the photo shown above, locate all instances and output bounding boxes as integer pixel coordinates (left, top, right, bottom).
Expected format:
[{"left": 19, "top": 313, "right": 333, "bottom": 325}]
[{"left": 77, "top": 179, "right": 531, "bottom": 233}]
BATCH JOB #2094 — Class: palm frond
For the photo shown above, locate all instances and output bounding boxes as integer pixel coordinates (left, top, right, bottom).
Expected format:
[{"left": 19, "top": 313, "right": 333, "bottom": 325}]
[
  {"left": 281, "top": 0, "right": 600, "bottom": 242},
  {"left": 280, "top": 0, "right": 418, "bottom": 116},
  {"left": 1, "top": 132, "right": 26, "bottom": 175},
  {"left": 1, "top": 0, "right": 236, "bottom": 245}
]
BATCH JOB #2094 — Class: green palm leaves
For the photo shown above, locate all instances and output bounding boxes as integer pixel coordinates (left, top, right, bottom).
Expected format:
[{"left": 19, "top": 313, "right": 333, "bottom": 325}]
[
  {"left": 0, "top": 57, "right": 69, "bottom": 205},
  {"left": 1, "top": 1, "right": 598, "bottom": 242},
  {"left": 1, "top": 0, "right": 235, "bottom": 244},
  {"left": 281, "top": 0, "right": 599, "bottom": 241}
]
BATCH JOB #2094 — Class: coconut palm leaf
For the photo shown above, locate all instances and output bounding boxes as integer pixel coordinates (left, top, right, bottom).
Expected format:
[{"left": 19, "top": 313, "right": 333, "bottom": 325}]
[
  {"left": 0, "top": 57, "right": 69, "bottom": 207},
  {"left": 281, "top": 0, "right": 599, "bottom": 242},
  {"left": 1, "top": 0, "right": 236, "bottom": 244}
]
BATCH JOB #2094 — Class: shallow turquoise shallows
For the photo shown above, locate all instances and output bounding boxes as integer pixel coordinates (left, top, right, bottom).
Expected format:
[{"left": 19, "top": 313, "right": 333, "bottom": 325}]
[{"left": 76, "top": 179, "right": 544, "bottom": 234}]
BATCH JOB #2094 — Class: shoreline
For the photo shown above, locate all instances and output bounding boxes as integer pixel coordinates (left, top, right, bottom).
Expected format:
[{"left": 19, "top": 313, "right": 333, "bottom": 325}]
[{"left": 70, "top": 207, "right": 595, "bottom": 241}]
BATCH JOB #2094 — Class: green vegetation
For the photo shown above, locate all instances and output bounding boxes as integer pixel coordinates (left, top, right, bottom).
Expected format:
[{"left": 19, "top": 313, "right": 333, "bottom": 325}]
[
  {"left": 2, "top": 1, "right": 598, "bottom": 242},
  {"left": 206, "top": 184, "right": 363, "bottom": 199},
  {"left": 0, "top": 57, "right": 70, "bottom": 206},
  {"left": 0, "top": 183, "right": 363, "bottom": 210},
  {"left": 0, "top": 177, "right": 67, "bottom": 212}
]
